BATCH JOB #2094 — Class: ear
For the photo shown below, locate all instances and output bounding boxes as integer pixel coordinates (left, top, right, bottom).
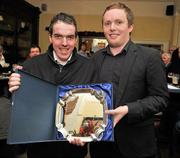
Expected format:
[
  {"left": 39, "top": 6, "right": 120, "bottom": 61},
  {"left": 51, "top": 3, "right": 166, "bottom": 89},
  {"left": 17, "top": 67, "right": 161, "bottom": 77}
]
[
  {"left": 49, "top": 34, "right": 52, "bottom": 44},
  {"left": 128, "top": 24, "right": 134, "bottom": 33}
]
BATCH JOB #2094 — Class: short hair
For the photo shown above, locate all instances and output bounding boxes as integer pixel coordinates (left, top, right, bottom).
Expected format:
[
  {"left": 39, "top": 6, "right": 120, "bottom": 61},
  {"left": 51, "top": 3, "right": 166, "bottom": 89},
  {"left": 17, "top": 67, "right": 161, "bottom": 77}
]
[
  {"left": 161, "top": 52, "right": 171, "bottom": 57},
  {"left": 48, "top": 12, "right": 78, "bottom": 37},
  {"left": 81, "top": 42, "right": 87, "bottom": 47},
  {"left": 30, "top": 44, "right": 41, "bottom": 53},
  {"left": 102, "top": 2, "right": 134, "bottom": 26}
]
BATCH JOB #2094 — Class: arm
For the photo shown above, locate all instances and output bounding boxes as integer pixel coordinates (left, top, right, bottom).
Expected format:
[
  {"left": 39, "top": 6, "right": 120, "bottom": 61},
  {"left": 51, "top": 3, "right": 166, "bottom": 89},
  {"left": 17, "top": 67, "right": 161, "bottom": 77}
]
[
  {"left": 106, "top": 49, "right": 169, "bottom": 126},
  {"left": 127, "top": 50, "right": 169, "bottom": 123}
]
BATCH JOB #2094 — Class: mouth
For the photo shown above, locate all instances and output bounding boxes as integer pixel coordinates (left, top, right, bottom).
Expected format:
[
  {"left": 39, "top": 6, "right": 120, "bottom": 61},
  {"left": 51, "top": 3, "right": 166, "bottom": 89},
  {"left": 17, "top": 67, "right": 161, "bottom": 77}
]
[
  {"left": 109, "top": 34, "right": 119, "bottom": 39},
  {"left": 59, "top": 48, "right": 69, "bottom": 54}
]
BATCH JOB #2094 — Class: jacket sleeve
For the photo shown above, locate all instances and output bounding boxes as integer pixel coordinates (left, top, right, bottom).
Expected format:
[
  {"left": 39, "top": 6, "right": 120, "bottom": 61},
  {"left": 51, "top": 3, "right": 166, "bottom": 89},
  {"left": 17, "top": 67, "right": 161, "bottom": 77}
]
[{"left": 126, "top": 50, "right": 169, "bottom": 124}]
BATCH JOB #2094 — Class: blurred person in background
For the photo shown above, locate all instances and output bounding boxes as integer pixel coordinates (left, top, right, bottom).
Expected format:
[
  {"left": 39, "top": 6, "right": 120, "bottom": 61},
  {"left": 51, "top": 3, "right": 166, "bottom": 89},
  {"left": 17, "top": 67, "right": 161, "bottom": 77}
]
[
  {"left": 167, "top": 47, "right": 180, "bottom": 74},
  {"left": 161, "top": 52, "right": 171, "bottom": 67},
  {"left": 26, "top": 44, "right": 41, "bottom": 59},
  {"left": 78, "top": 42, "right": 90, "bottom": 58},
  {"left": 0, "top": 45, "right": 11, "bottom": 73},
  {"left": 13, "top": 44, "right": 41, "bottom": 70},
  {"left": 169, "top": 46, "right": 177, "bottom": 55},
  {"left": 160, "top": 47, "right": 180, "bottom": 157}
]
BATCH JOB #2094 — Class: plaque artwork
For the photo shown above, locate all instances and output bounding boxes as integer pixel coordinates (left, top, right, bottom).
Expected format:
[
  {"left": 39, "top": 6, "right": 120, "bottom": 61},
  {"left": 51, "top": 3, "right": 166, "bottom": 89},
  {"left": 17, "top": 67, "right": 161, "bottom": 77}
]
[{"left": 55, "top": 83, "right": 113, "bottom": 142}]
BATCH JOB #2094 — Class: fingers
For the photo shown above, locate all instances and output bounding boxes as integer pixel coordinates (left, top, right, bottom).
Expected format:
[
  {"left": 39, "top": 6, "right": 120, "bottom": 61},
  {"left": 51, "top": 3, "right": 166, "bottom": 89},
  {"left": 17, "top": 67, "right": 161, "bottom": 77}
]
[
  {"left": 12, "top": 64, "right": 23, "bottom": 70},
  {"left": 68, "top": 137, "right": 86, "bottom": 146},
  {"left": 9, "top": 85, "right": 20, "bottom": 93},
  {"left": 113, "top": 117, "right": 120, "bottom": 127},
  {"left": 105, "top": 109, "right": 116, "bottom": 115},
  {"left": 8, "top": 73, "right": 21, "bottom": 93},
  {"left": 105, "top": 108, "right": 124, "bottom": 127},
  {"left": 9, "top": 73, "right": 21, "bottom": 78}
]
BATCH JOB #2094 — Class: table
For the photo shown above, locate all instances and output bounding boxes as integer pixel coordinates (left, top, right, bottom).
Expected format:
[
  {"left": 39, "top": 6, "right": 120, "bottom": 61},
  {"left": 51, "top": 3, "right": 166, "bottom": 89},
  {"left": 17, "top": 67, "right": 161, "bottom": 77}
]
[{"left": 168, "top": 84, "right": 180, "bottom": 93}]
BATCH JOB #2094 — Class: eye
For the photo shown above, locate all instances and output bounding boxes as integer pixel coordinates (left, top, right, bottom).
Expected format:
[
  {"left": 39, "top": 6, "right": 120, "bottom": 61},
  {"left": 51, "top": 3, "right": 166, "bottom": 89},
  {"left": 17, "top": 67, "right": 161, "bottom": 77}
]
[
  {"left": 67, "top": 35, "right": 75, "bottom": 40},
  {"left": 114, "top": 20, "right": 122, "bottom": 26},
  {"left": 53, "top": 34, "right": 63, "bottom": 39},
  {"left": 104, "top": 21, "right": 111, "bottom": 27}
]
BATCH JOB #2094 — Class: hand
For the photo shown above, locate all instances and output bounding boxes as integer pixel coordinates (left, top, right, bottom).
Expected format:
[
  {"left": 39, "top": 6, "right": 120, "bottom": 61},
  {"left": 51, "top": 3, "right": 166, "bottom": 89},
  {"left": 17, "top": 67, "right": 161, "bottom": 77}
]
[
  {"left": 68, "top": 137, "right": 86, "bottom": 146},
  {"left": 12, "top": 64, "right": 23, "bottom": 70},
  {"left": 8, "top": 73, "right": 21, "bottom": 93},
  {"left": 105, "top": 105, "right": 128, "bottom": 127},
  {"left": 4, "top": 63, "right": 10, "bottom": 68}
]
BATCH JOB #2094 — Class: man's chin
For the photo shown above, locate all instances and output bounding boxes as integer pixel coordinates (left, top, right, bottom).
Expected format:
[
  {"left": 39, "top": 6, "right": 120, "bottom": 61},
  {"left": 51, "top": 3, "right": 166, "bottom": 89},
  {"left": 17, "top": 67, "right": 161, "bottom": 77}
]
[{"left": 109, "top": 43, "right": 119, "bottom": 48}]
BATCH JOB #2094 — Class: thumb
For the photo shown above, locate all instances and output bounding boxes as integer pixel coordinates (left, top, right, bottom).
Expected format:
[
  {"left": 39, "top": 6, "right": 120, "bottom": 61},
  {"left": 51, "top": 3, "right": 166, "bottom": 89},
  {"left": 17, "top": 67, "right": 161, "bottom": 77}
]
[{"left": 105, "top": 109, "right": 116, "bottom": 115}]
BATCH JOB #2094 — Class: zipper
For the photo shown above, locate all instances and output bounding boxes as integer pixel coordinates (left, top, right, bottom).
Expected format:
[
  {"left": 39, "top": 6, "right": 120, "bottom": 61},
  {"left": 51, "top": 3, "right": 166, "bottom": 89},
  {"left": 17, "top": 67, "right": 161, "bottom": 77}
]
[{"left": 59, "top": 64, "right": 63, "bottom": 72}]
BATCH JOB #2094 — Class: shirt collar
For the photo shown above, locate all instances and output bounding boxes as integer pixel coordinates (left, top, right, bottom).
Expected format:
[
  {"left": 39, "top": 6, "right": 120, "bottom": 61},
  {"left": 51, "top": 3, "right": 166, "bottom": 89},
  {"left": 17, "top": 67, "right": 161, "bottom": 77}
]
[
  {"left": 106, "top": 40, "right": 131, "bottom": 56},
  {"left": 53, "top": 51, "right": 72, "bottom": 66}
]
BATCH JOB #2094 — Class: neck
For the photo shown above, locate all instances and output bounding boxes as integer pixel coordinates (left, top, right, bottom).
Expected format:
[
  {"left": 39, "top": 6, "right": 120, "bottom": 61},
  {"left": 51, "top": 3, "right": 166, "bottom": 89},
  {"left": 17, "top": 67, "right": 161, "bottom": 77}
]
[
  {"left": 53, "top": 51, "right": 71, "bottom": 66},
  {"left": 110, "top": 42, "right": 128, "bottom": 56}
]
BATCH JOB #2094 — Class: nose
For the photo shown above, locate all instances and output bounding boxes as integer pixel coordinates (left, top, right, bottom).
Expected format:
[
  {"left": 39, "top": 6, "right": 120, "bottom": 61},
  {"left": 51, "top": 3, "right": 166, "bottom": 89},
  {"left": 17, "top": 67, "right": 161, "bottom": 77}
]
[
  {"left": 110, "top": 22, "right": 116, "bottom": 31},
  {"left": 62, "top": 37, "right": 68, "bottom": 46}
]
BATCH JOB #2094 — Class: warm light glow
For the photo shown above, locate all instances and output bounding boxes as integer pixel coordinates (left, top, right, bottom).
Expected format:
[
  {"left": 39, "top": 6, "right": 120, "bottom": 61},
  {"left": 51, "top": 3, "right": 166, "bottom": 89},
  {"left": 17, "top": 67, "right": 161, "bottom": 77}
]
[{"left": 0, "top": 15, "right": 4, "bottom": 21}]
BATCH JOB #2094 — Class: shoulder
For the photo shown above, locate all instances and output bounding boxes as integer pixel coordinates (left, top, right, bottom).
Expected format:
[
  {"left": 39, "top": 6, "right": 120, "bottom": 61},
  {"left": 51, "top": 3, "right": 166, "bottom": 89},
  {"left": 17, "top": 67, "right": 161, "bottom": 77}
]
[
  {"left": 71, "top": 53, "right": 93, "bottom": 69},
  {"left": 96, "top": 47, "right": 107, "bottom": 54},
  {"left": 128, "top": 43, "right": 162, "bottom": 68},
  {"left": 134, "top": 44, "right": 160, "bottom": 59},
  {"left": 91, "top": 48, "right": 106, "bottom": 60},
  {"left": 133, "top": 43, "right": 159, "bottom": 53},
  {"left": 23, "top": 53, "right": 49, "bottom": 68},
  {"left": 75, "top": 53, "right": 89, "bottom": 62}
]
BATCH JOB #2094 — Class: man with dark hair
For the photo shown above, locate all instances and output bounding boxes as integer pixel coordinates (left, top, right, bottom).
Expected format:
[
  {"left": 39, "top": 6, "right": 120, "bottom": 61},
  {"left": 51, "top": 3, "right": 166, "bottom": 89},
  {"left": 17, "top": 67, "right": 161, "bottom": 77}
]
[
  {"left": 9, "top": 12, "right": 95, "bottom": 158},
  {"left": 27, "top": 44, "right": 41, "bottom": 59}
]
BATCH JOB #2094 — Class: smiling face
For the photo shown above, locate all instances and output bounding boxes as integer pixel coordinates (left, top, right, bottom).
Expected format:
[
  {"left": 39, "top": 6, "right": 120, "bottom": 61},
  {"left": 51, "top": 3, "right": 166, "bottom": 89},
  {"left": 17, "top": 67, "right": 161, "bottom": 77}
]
[
  {"left": 29, "top": 47, "right": 41, "bottom": 58},
  {"left": 49, "top": 21, "right": 77, "bottom": 62},
  {"left": 103, "top": 8, "right": 133, "bottom": 50}
]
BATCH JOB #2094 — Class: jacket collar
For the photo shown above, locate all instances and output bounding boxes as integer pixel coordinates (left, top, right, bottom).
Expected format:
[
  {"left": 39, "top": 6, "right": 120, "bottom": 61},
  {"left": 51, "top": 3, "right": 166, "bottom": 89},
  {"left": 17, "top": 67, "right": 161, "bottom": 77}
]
[
  {"left": 116, "top": 41, "right": 138, "bottom": 104},
  {"left": 53, "top": 51, "right": 72, "bottom": 66}
]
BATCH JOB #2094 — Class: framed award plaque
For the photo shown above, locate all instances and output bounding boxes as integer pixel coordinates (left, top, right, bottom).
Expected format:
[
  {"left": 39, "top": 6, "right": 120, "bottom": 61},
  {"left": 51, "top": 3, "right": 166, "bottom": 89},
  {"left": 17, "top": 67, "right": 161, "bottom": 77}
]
[{"left": 7, "top": 70, "right": 114, "bottom": 144}]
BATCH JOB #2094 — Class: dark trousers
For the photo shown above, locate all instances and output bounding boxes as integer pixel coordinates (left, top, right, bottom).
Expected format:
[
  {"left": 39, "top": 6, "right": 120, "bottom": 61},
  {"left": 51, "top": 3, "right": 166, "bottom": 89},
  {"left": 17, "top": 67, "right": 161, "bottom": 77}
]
[
  {"left": 27, "top": 141, "right": 87, "bottom": 158},
  {"left": 172, "top": 120, "right": 180, "bottom": 157},
  {"left": 159, "top": 97, "right": 180, "bottom": 157},
  {"left": 0, "top": 139, "right": 17, "bottom": 158},
  {"left": 90, "top": 141, "right": 157, "bottom": 158}
]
